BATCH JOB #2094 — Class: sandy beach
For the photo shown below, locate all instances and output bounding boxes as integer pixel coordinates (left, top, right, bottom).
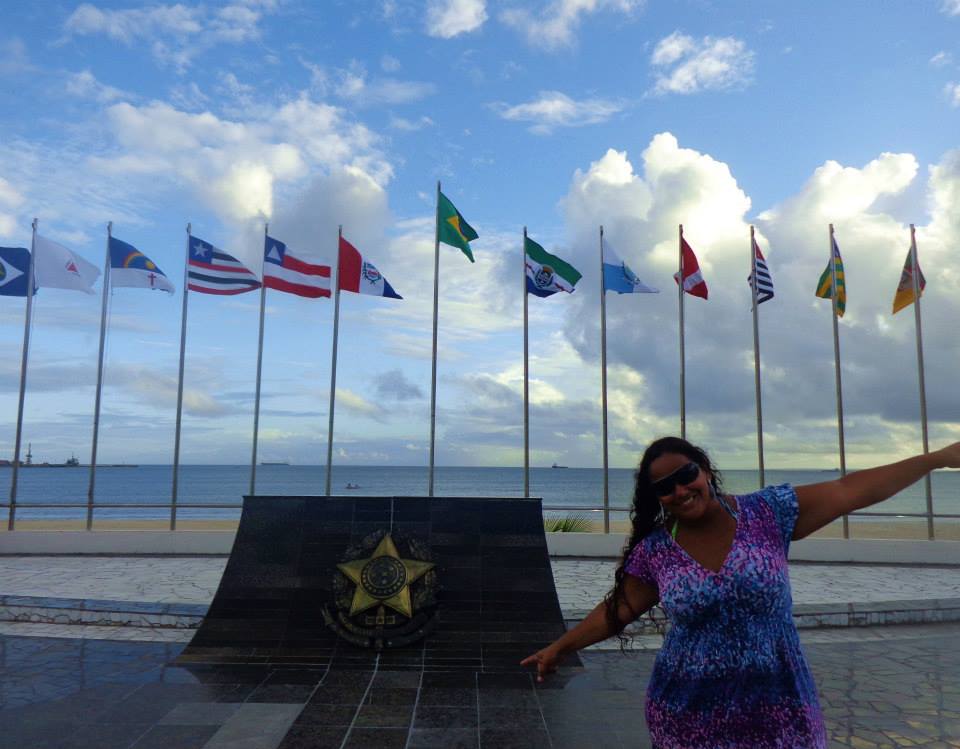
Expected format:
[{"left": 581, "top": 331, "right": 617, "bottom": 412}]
[{"left": 3, "top": 517, "right": 958, "bottom": 540}]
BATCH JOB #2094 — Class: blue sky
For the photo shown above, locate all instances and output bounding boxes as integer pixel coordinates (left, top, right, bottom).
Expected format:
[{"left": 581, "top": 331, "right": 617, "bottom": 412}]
[{"left": 1, "top": 0, "right": 959, "bottom": 470}]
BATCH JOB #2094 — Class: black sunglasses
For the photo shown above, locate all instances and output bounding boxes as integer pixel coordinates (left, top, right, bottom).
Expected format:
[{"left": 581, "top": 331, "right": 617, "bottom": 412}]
[{"left": 651, "top": 462, "right": 701, "bottom": 497}]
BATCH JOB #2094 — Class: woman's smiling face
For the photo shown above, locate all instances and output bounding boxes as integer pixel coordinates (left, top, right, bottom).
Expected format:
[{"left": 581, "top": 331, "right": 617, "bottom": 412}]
[{"left": 648, "top": 452, "right": 714, "bottom": 522}]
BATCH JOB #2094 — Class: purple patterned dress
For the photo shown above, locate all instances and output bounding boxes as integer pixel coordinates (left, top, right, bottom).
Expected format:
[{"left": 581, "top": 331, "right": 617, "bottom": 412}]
[{"left": 625, "top": 484, "right": 827, "bottom": 749}]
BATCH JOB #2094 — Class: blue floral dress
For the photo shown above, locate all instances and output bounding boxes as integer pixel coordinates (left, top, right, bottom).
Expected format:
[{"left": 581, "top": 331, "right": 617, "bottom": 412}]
[{"left": 625, "top": 484, "right": 827, "bottom": 749}]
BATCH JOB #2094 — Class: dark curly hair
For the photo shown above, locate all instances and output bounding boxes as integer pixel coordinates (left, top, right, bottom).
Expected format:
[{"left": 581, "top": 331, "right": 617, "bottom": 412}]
[{"left": 603, "top": 436, "right": 724, "bottom": 645}]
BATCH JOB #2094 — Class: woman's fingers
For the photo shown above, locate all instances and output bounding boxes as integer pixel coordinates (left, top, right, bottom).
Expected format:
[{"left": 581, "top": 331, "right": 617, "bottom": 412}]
[{"left": 520, "top": 651, "right": 558, "bottom": 682}]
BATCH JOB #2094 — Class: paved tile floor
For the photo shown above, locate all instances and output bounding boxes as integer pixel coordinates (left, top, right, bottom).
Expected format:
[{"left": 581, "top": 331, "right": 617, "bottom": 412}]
[
  {"left": 2, "top": 623, "right": 959, "bottom": 748},
  {"left": 3, "top": 557, "right": 959, "bottom": 612}
]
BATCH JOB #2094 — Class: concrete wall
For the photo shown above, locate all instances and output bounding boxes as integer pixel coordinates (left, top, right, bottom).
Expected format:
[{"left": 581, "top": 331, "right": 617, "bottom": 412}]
[{"left": 2, "top": 530, "right": 959, "bottom": 564}]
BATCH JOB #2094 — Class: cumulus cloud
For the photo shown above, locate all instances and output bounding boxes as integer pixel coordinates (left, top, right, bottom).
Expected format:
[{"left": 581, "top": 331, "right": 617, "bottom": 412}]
[
  {"left": 87, "top": 96, "right": 389, "bottom": 242},
  {"left": 501, "top": 0, "right": 642, "bottom": 50},
  {"left": 554, "top": 133, "right": 960, "bottom": 467},
  {"left": 426, "top": 0, "right": 487, "bottom": 38},
  {"left": 942, "top": 0, "right": 960, "bottom": 15},
  {"left": 650, "top": 31, "right": 754, "bottom": 95},
  {"left": 62, "top": 1, "right": 277, "bottom": 71},
  {"left": 493, "top": 90, "right": 624, "bottom": 134}
]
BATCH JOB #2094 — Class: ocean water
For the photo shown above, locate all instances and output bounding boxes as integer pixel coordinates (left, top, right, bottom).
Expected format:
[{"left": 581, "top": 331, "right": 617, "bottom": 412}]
[{"left": 1, "top": 464, "right": 958, "bottom": 521}]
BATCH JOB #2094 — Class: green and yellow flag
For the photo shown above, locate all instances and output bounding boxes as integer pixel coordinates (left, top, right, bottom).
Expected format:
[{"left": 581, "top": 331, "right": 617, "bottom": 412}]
[
  {"left": 815, "top": 237, "right": 846, "bottom": 317},
  {"left": 891, "top": 247, "right": 926, "bottom": 314},
  {"left": 438, "top": 191, "right": 478, "bottom": 263}
]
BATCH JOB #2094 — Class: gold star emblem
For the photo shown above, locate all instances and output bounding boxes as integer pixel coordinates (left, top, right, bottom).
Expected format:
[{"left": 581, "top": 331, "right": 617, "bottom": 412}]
[{"left": 336, "top": 533, "right": 435, "bottom": 619}]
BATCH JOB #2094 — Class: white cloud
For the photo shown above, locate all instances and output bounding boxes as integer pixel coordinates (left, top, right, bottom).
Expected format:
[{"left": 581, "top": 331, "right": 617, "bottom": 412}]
[
  {"left": 651, "top": 31, "right": 754, "bottom": 95},
  {"left": 554, "top": 134, "right": 960, "bottom": 467},
  {"left": 389, "top": 115, "right": 435, "bottom": 131},
  {"left": 942, "top": 0, "right": 960, "bottom": 15},
  {"left": 494, "top": 90, "right": 625, "bottom": 134},
  {"left": 930, "top": 51, "right": 952, "bottom": 67},
  {"left": 0, "top": 176, "right": 24, "bottom": 237},
  {"left": 62, "top": 1, "right": 276, "bottom": 71},
  {"left": 381, "top": 54, "right": 401, "bottom": 72},
  {"left": 426, "top": 0, "right": 487, "bottom": 38},
  {"left": 945, "top": 82, "right": 960, "bottom": 107},
  {"left": 334, "top": 63, "right": 436, "bottom": 106},
  {"left": 65, "top": 70, "right": 129, "bottom": 103},
  {"left": 501, "top": 0, "right": 642, "bottom": 50}
]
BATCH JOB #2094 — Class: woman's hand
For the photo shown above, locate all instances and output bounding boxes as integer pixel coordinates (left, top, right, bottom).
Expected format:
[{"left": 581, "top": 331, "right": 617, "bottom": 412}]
[
  {"left": 933, "top": 441, "right": 960, "bottom": 469},
  {"left": 520, "top": 644, "right": 563, "bottom": 683}
]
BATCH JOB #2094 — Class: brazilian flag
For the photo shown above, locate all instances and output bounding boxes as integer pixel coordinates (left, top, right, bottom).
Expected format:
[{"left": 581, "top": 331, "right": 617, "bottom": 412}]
[{"left": 437, "top": 191, "right": 478, "bottom": 263}]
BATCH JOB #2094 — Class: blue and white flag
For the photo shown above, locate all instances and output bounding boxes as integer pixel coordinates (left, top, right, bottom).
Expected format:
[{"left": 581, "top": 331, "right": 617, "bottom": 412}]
[
  {"left": 602, "top": 241, "right": 658, "bottom": 295},
  {"left": 0, "top": 247, "right": 33, "bottom": 297},
  {"left": 747, "top": 238, "right": 774, "bottom": 305},
  {"left": 109, "top": 237, "right": 174, "bottom": 293}
]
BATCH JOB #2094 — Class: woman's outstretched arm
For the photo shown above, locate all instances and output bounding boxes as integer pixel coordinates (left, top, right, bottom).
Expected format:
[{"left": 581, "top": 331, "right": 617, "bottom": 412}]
[
  {"left": 793, "top": 442, "right": 960, "bottom": 540},
  {"left": 521, "top": 576, "right": 658, "bottom": 682}
]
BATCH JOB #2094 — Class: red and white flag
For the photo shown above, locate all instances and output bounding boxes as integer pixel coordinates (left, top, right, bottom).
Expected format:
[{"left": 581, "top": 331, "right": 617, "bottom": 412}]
[
  {"left": 263, "top": 235, "right": 330, "bottom": 298},
  {"left": 673, "top": 237, "right": 708, "bottom": 300},
  {"left": 338, "top": 236, "right": 402, "bottom": 299}
]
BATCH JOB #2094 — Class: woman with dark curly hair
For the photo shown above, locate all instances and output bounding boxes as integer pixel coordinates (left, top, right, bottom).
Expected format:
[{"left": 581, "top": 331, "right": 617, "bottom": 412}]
[{"left": 522, "top": 435, "right": 960, "bottom": 749}]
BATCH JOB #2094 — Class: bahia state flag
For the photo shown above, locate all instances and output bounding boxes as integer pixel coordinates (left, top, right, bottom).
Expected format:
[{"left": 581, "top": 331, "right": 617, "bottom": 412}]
[
  {"left": 338, "top": 236, "right": 401, "bottom": 299},
  {"left": 602, "top": 241, "right": 658, "bottom": 295},
  {"left": 109, "top": 237, "right": 174, "bottom": 293},
  {"left": 188, "top": 236, "right": 260, "bottom": 295},
  {"left": 0, "top": 247, "right": 34, "bottom": 297},
  {"left": 525, "top": 236, "right": 581, "bottom": 297},
  {"left": 263, "top": 235, "right": 331, "bottom": 298},
  {"left": 438, "top": 191, "right": 479, "bottom": 263}
]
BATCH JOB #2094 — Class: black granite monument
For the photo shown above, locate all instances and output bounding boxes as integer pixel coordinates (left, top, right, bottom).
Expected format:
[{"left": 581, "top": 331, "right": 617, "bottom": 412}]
[{"left": 176, "top": 495, "right": 582, "bottom": 747}]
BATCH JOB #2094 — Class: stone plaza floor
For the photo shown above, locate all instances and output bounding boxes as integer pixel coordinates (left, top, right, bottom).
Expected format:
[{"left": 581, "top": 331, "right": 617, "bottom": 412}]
[{"left": 1, "top": 556, "right": 958, "bottom": 747}]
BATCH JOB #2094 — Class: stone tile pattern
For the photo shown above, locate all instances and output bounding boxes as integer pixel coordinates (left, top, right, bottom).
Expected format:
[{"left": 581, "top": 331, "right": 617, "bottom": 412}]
[
  {"left": 2, "top": 628, "right": 959, "bottom": 748},
  {"left": 178, "top": 496, "right": 582, "bottom": 676}
]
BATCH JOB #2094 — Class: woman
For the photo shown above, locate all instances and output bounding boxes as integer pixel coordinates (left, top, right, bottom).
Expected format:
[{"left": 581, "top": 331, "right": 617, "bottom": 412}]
[{"left": 522, "top": 436, "right": 960, "bottom": 749}]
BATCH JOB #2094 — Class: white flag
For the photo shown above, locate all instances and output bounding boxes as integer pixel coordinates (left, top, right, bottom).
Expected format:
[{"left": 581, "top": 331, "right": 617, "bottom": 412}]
[{"left": 34, "top": 235, "right": 100, "bottom": 294}]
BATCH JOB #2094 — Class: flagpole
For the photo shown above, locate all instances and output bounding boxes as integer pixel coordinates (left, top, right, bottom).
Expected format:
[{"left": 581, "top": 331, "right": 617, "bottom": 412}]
[
  {"left": 8, "top": 218, "right": 37, "bottom": 531},
  {"left": 523, "top": 227, "right": 530, "bottom": 498},
  {"left": 86, "top": 221, "right": 112, "bottom": 529},
  {"left": 171, "top": 223, "right": 191, "bottom": 530},
  {"left": 428, "top": 181, "right": 441, "bottom": 497},
  {"left": 750, "top": 227, "right": 765, "bottom": 488},
  {"left": 678, "top": 224, "right": 686, "bottom": 440},
  {"left": 828, "top": 224, "right": 849, "bottom": 539},
  {"left": 599, "top": 226, "right": 610, "bottom": 533},
  {"left": 909, "top": 224, "right": 934, "bottom": 540},
  {"left": 250, "top": 224, "right": 268, "bottom": 496},
  {"left": 325, "top": 226, "right": 343, "bottom": 496}
]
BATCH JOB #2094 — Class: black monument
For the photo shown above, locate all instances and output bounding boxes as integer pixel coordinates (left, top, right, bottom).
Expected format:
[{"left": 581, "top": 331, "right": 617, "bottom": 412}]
[{"left": 176, "top": 495, "right": 583, "bottom": 747}]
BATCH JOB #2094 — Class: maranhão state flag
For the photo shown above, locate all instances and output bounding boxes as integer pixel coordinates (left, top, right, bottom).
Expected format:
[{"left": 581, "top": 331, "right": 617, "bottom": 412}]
[
  {"left": 338, "top": 236, "right": 401, "bottom": 298},
  {"left": 263, "top": 235, "right": 331, "bottom": 298},
  {"left": 673, "top": 237, "right": 708, "bottom": 299},
  {"left": 188, "top": 236, "right": 260, "bottom": 295}
]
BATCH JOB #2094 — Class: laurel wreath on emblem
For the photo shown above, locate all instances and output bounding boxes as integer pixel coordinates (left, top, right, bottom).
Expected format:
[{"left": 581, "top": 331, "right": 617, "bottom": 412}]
[
  {"left": 361, "top": 261, "right": 382, "bottom": 284},
  {"left": 323, "top": 529, "right": 439, "bottom": 650},
  {"left": 535, "top": 265, "right": 555, "bottom": 288}
]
